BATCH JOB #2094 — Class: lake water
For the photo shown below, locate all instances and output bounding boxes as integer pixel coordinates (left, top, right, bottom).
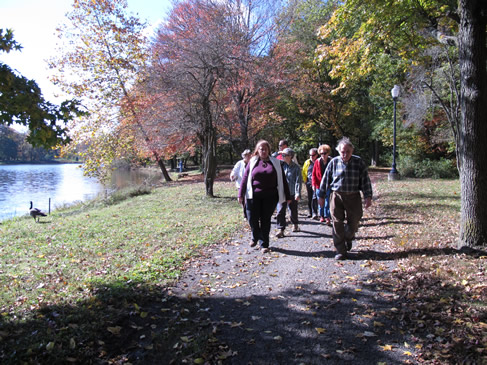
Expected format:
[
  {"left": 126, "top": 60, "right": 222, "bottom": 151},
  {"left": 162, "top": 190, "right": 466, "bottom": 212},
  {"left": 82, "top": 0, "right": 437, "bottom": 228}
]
[{"left": 0, "top": 164, "right": 162, "bottom": 222}]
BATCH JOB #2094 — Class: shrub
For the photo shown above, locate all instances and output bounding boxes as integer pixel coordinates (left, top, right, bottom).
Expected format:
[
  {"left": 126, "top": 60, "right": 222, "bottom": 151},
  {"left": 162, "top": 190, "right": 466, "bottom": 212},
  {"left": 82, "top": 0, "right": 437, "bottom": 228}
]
[
  {"left": 105, "top": 185, "right": 152, "bottom": 205},
  {"left": 399, "top": 156, "right": 458, "bottom": 179}
]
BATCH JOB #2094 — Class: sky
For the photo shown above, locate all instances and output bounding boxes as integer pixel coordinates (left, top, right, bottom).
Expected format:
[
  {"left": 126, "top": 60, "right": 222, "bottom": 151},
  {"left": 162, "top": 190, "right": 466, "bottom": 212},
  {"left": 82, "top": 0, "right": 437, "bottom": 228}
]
[{"left": 0, "top": 0, "right": 172, "bottom": 104}]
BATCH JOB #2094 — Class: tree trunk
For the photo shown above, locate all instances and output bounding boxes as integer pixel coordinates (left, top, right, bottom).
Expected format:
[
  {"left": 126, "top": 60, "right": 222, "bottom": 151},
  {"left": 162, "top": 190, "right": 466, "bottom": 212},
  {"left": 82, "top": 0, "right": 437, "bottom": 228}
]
[
  {"left": 154, "top": 152, "right": 172, "bottom": 182},
  {"left": 201, "top": 133, "right": 217, "bottom": 197},
  {"left": 458, "top": 0, "right": 487, "bottom": 247}
]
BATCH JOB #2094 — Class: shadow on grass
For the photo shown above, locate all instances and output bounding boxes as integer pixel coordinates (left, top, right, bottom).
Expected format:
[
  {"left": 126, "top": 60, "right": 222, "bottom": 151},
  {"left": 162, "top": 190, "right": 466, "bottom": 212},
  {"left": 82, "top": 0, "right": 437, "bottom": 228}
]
[{"left": 0, "top": 278, "right": 416, "bottom": 365}]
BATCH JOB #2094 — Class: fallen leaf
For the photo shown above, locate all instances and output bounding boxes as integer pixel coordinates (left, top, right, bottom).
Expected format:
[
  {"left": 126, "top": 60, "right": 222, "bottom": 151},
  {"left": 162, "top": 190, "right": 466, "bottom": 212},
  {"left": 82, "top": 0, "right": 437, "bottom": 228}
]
[
  {"left": 363, "top": 331, "right": 376, "bottom": 337},
  {"left": 107, "top": 326, "right": 122, "bottom": 335}
]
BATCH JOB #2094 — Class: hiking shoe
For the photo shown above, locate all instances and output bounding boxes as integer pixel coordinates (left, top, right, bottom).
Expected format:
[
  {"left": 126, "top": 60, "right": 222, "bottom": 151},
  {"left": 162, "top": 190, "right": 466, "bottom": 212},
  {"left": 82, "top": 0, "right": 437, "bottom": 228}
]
[
  {"left": 312, "top": 215, "right": 319, "bottom": 220},
  {"left": 335, "top": 253, "right": 347, "bottom": 260},
  {"left": 250, "top": 240, "right": 257, "bottom": 247},
  {"left": 276, "top": 230, "right": 285, "bottom": 238},
  {"left": 262, "top": 247, "right": 270, "bottom": 253},
  {"left": 292, "top": 225, "right": 300, "bottom": 232}
]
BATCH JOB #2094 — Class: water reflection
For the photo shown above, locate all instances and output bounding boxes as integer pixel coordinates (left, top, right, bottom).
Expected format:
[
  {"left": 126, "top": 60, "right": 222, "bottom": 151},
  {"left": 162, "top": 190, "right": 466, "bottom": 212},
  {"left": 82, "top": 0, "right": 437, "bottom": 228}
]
[{"left": 0, "top": 164, "right": 162, "bottom": 222}]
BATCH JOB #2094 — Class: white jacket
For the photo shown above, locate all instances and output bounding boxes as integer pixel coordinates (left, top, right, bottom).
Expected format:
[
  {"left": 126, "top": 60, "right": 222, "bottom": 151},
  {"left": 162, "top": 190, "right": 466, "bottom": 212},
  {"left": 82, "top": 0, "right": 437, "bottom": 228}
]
[
  {"left": 230, "top": 159, "right": 247, "bottom": 188},
  {"left": 244, "top": 156, "right": 286, "bottom": 204}
]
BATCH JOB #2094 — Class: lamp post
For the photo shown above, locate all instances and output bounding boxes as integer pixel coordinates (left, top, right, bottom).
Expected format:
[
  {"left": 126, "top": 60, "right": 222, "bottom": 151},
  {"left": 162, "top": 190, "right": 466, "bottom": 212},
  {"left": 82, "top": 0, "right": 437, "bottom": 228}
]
[{"left": 388, "top": 85, "right": 400, "bottom": 181}]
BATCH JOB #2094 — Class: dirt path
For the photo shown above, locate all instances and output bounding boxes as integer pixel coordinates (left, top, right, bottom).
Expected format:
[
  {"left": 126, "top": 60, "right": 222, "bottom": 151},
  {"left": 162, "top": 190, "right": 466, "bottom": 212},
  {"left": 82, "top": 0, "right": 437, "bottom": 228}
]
[{"left": 151, "top": 169, "right": 417, "bottom": 364}]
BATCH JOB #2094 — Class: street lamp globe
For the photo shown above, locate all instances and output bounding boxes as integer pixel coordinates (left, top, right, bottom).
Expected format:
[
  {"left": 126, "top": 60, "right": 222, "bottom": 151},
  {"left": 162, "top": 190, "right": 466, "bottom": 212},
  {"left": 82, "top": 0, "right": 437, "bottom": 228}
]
[
  {"left": 388, "top": 85, "right": 401, "bottom": 181},
  {"left": 391, "top": 84, "right": 400, "bottom": 99}
]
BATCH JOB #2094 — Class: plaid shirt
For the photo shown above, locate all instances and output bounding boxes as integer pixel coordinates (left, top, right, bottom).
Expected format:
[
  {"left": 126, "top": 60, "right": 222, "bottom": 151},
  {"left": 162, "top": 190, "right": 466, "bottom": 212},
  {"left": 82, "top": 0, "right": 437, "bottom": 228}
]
[{"left": 318, "top": 155, "right": 372, "bottom": 199}]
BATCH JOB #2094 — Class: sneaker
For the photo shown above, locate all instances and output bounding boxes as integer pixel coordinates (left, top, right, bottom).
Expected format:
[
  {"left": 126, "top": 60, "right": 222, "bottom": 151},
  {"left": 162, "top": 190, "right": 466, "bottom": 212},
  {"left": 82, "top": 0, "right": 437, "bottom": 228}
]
[
  {"left": 335, "top": 253, "right": 347, "bottom": 260},
  {"left": 262, "top": 247, "right": 270, "bottom": 253},
  {"left": 250, "top": 240, "right": 257, "bottom": 247},
  {"left": 312, "top": 215, "right": 319, "bottom": 220},
  {"left": 325, "top": 218, "right": 332, "bottom": 226},
  {"left": 292, "top": 225, "right": 300, "bottom": 232},
  {"left": 276, "top": 230, "right": 285, "bottom": 238},
  {"left": 320, "top": 217, "right": 325, "bottom": 223}
]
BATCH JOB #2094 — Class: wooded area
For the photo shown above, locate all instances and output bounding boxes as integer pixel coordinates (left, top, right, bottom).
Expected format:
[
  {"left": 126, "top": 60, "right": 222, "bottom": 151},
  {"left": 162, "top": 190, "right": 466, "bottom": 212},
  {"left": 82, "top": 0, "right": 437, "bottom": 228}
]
[{"left": 1, "top": 0, "right": 486, "bottom": 247}]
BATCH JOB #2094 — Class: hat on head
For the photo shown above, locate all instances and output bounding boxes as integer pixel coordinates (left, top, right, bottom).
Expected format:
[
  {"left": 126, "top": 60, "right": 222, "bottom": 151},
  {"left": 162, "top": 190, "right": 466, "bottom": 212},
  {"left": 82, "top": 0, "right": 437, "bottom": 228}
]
[
  {"left": 241, "top": 149, "right": 251, "bottom": 158},
  {"left": 282, "top": 147, "right": 294, "bottom": 157}
]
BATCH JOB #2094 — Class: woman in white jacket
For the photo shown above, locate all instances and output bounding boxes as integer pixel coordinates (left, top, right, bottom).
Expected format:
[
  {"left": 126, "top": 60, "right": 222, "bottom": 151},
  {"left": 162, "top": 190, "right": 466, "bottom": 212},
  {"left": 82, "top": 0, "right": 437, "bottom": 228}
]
[
  {"left": 238, "top": 140, "right": 291, "bottom": 252},
  {"left": 230, "top": 149, "right": 251, "bottom": 189}
]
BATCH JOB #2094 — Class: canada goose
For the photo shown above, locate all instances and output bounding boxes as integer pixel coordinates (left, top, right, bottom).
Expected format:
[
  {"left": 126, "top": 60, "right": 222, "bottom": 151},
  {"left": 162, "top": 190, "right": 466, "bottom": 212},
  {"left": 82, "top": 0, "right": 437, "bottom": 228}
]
[{"left": 29, "top": 201, "right": 47, "bottom": 222}]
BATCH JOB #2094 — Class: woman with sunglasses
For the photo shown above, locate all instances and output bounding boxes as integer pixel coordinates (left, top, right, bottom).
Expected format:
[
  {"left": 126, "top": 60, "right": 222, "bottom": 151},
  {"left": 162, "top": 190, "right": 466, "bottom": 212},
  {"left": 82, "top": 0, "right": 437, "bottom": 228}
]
[{"left": 311, "top": 144, "right": 332, "bottom": 225}]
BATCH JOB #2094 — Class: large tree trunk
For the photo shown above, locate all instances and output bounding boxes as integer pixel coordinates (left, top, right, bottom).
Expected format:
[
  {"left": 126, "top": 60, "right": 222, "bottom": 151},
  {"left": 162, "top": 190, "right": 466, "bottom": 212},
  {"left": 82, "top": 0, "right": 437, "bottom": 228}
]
[
  {"left": 458, "top": 0, "right": 487, "bottom": 248},
  {"left": 155, "top": 153, "right": 172, "bottom": 182},
  {"left": 201, "top": 102, "right": 217, "bottom": 197},
  {"left": 203, "top": 132, "right": 217, "bottom": 197}
]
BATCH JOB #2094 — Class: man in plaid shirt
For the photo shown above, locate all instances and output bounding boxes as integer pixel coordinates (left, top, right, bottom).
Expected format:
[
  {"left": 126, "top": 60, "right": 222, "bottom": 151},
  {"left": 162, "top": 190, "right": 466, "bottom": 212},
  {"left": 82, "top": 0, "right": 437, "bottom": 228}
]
[{"left": 318, "top": 137, "right": 372, "bottom": 260}]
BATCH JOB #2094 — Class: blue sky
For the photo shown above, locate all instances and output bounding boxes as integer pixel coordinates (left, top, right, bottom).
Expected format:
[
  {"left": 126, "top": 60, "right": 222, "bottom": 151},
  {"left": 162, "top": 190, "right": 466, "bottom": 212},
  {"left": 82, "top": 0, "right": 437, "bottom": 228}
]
[{"left": 0, "top": 0, "right": 172, "bottom": 102}]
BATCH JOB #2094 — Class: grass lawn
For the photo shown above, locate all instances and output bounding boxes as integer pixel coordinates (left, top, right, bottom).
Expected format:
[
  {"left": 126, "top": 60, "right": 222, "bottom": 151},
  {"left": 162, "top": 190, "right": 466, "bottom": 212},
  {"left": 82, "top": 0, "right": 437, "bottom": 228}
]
[{"left": 0, "top": 177, "right": 243, "bottom": 364}]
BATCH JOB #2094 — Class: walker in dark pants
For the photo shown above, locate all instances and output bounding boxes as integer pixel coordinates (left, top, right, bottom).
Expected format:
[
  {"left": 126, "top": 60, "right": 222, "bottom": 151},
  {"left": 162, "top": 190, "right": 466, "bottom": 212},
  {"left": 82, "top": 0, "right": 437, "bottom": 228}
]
[
  {"left": 305, "top": 182, "right": 318, "bottom": 217},
  {"left": 245, "top": 191, "right": 278, "bottom": 248},
  {"left": 276, "top": 198, "right": 299, "bottom": 230}
]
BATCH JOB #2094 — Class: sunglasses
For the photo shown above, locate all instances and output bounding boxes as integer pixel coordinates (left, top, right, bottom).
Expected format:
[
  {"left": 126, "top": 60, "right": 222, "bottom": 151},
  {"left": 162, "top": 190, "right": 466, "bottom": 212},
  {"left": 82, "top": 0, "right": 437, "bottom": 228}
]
[
  {"left": 320, "top": 152, "right": 329, "bottom": 155},
  {"left": 310, "top": 153, "right": 317, "bottom": 157}
]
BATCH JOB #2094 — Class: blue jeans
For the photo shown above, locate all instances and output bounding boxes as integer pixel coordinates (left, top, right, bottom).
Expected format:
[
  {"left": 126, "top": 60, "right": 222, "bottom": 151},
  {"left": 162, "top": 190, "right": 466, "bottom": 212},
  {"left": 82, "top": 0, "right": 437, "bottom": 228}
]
[{"left": 315, "top": 189, "right": 331, "bottom": 218}]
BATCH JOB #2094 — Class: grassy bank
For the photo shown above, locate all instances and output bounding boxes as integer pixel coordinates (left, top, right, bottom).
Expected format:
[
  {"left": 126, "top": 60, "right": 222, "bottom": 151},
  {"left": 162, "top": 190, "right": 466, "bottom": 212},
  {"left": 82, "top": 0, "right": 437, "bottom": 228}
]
[{"left": 0, "top": 178, "right": 243, "bottom": 364}]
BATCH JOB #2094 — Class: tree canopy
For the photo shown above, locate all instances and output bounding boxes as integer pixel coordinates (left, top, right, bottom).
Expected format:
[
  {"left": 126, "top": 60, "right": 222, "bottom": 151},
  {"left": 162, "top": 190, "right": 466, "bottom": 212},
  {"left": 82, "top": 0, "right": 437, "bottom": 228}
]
[{"left": 0, "top": 28, "right": 83, "bottom": 148}]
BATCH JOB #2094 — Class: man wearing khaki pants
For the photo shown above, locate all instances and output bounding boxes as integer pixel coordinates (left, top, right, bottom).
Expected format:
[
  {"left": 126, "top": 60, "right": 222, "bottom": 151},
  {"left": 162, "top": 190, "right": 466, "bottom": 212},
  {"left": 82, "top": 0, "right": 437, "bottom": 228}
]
[{"left": 318, "top": 137, "right": 372, "bottom": 260}]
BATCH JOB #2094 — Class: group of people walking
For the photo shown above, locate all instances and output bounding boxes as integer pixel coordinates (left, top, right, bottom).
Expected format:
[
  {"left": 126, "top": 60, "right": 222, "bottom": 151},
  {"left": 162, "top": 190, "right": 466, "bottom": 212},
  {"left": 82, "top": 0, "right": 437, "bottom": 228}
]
[{"left": 231, "top": 137, "right": 372, "bottom": 260}]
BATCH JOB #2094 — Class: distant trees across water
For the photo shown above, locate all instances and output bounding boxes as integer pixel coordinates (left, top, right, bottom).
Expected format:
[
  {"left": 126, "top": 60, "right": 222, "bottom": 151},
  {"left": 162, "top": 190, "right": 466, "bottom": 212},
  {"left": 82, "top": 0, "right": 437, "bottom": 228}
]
[{"left": 0, "top": 125, "right": 75, "bottom": 163}]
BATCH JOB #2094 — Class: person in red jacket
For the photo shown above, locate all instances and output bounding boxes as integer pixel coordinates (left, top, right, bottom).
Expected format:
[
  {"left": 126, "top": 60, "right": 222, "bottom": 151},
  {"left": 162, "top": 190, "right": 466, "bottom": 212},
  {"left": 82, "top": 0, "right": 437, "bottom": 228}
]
[{"left": 311, "top": 144, "right": 332, "bottom": 225}]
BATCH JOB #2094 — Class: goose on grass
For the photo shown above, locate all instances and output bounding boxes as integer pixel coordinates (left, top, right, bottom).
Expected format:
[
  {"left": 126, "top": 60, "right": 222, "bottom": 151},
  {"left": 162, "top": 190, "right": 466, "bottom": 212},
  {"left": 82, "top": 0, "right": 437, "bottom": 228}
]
[{"left": 29, "top": 201, "right": 47, "bottom": 222}]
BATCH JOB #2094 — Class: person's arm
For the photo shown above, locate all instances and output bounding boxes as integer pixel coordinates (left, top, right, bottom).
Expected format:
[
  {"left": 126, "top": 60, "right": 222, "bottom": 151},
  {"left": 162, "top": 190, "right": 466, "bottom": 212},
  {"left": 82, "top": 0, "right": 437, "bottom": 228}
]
[
  {"left": 230, "top": 160, "right": 240, "bottom": 181},
  {"left": 301, "top": 159, "right": 309, "bottom": 183},
  {"left": 295, "top": 165, "right": 302, "bottom": 201},
  {"left": 317, "top": 161, "right": 332, "bottom": 205},
  {"left": 238, "top": 163, "right": 250, "bottom": 203},
  {"left": 311, "top": 162, "right": 319, "bottom": 190},
  {"left": 359, "top": 160, "right": 373, "bottom": 208},
  {"left": 281, "top": 165, "right": 292, "bottom": 203}
]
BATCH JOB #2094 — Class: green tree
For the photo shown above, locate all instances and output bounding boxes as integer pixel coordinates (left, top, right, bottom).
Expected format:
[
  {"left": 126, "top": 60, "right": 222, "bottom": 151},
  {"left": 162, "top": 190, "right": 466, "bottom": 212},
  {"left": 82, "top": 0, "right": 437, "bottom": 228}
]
[
  {"left": 0, "top": 29, "right": 82, "bottom": 148},
  {"left": 0, "top": 126, "right": 18, "bottom": 161},
  {"left": 316, "top": 0, "right": 487, "bottom": 247}
]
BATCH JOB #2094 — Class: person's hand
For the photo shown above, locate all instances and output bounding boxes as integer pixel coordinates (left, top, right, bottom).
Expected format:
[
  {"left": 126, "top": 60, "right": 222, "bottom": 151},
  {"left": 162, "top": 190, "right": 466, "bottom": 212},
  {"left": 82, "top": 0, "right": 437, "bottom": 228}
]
[
  {"left": 318, "top": 197, "right": 324, "bottom": 207},
  {"left": 364, "top": 197, "right": 372, "bottom": 209},
  {"left": 287, "top": 200, "right": 292, "bottom": 205},
  {"left": 230, "top": 174, "right": 235, "bottom": 181},
  {"left": 238, "top": 197, "right": 243, "bottom": 204}
]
